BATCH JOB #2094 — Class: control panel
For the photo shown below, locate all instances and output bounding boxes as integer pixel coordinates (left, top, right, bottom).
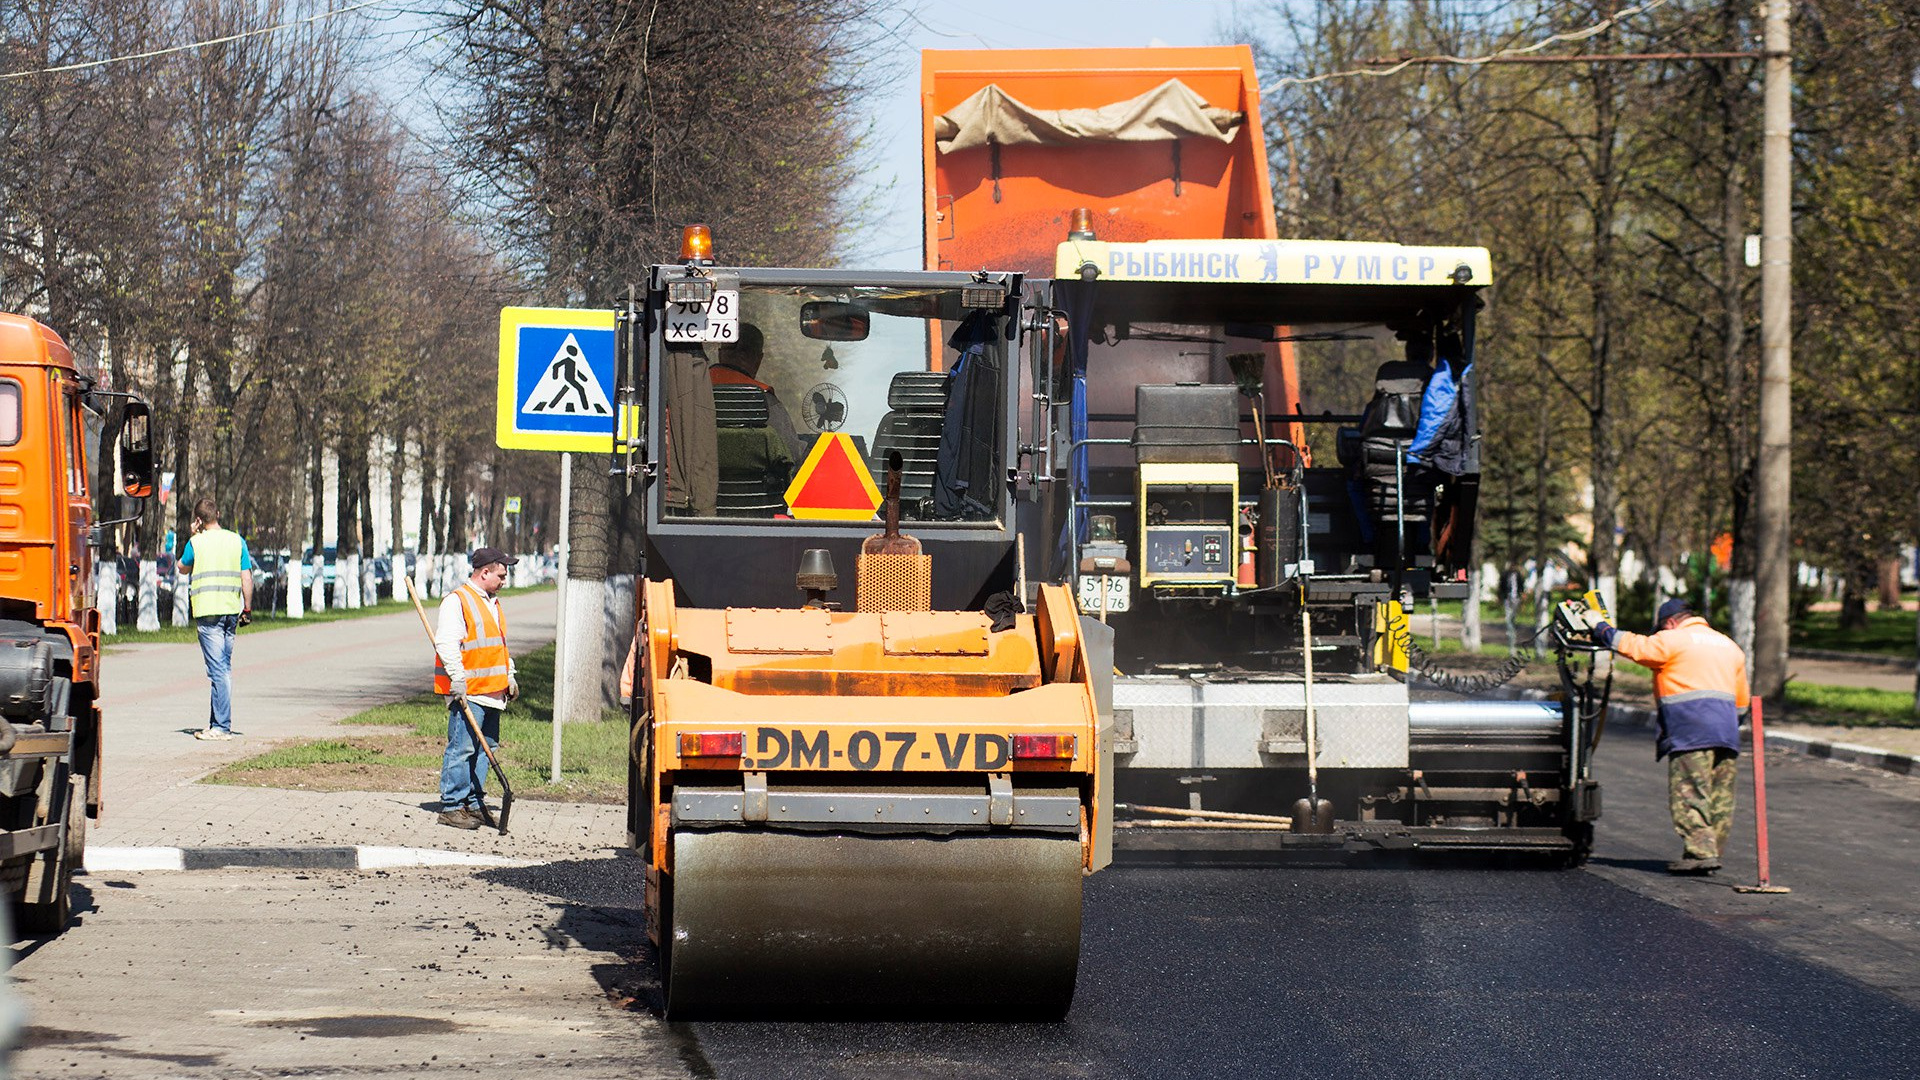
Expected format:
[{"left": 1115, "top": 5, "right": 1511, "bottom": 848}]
[{"left": 1144, "top": 527, "right": 1233, "bottom": 578}]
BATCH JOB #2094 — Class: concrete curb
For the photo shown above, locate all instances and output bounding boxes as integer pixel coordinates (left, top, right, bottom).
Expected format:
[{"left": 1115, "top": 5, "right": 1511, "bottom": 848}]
[
  {"left": 1792, "top": 647, "right": 1913, "bottom": 670},
  {"left": 1762, "top": 731, "right": 1917, "bottom": 777},
  {"left": 82, "top": 846, "right": 535, "bottom": 873}
]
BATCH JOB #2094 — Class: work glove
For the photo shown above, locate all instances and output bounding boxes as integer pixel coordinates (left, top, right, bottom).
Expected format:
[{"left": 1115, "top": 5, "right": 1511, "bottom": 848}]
[
  {"left": 448, "top": 676, "right": 468, "bottom": 699},
  {"left": 238, "top": 608, "right": 253, "bottom": 627},
  {"left": 506, "top": 675, "right": 520, "bottom": 702},
  {"left": 1581, "top": 589, "right": 1611, "bottom": 629}
]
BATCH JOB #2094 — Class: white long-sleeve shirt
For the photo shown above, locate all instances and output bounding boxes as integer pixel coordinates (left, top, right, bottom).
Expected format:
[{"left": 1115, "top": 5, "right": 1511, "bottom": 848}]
[{"left": 435, "top": 587, "right": 516, "bottom": 709}]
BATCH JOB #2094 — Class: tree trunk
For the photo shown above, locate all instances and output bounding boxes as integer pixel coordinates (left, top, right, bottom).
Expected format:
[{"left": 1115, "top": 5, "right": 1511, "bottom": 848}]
[
  {"left": 308, "top": 439, "right": 325, "bottom": 556},
  {"left": 334, "top": 441, "right": 359, "bottom": 557},
  {"left": 1462, "top": 544, "right": 1482, "bottom": 652},
  {"left": 355, "top": 446, "right": 375, "bottom": 557},
  {"left": 418, "top": 436, "right": 440, "bottom": 555},
  {"left": 1876, "top": 555, "right": 1902, "bottom": 610},
  {"left": 558, "top": 453, "right": 614, "bottom": 719},
  {"left": 445, "top": 449, "right": 468, "bottom": 554},
  {"left": 389, "top": 431, "right": 408, "bottom": 556},
  {"left": 1838, "top": 576, "right": 1869, "bottom": 633}
]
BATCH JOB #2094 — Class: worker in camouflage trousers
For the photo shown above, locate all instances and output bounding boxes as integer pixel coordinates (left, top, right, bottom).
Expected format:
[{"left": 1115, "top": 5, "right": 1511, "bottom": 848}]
[{"left": 1593, "top": 598, "right": 1751, "bottom": 875}]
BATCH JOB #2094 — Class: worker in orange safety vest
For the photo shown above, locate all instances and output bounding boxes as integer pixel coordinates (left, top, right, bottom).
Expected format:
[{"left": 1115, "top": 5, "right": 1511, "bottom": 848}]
[
  {"left": 434, "top": 548, "right": 519, "bottom": 830},
  {"left": 1593, "top": 597, "right": 1751, "bottom": 875}
]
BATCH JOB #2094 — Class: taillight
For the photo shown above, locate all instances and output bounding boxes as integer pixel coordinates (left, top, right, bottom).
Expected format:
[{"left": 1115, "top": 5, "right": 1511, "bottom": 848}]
[
  {"left": 1012, "top": 733, "right": 1077, "bottom": 760},
  {"left": 678, "top": 731, "right": 743, "bottom": 758}
]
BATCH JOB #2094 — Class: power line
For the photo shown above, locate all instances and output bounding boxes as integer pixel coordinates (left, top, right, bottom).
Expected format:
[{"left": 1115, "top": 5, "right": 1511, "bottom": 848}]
[
  {"left": 1264, "top": 0, "right": 1674, "bottom": 92},
  {"left": 0, "top": 0, "right": 392, "bottom": 81}
]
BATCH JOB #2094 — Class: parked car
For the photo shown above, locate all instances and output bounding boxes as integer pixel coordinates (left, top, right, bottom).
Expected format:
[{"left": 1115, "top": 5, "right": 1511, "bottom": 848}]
[
  {"left": 112, "top": 554, "right": 177, "bottom": 626},
  {"left": 298, "top": 546, "right": 338, "bottom": 590},
  {"left": 252, "top": 551, "right": 292, "bottom": 615}
]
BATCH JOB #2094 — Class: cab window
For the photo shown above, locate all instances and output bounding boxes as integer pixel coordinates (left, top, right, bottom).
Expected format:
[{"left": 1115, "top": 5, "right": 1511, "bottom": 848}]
[
  {"left": 660, "top": 283, "right": 1008, "bottom": 524},
  {"left": 0, "top": 382, "right": 19, "bottom": 446}
]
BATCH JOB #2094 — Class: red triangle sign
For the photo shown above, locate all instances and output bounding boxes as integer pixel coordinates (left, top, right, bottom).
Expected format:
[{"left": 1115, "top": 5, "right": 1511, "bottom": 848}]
[{"left": 784, "top": 433, "right": 883, "bottom": 520}]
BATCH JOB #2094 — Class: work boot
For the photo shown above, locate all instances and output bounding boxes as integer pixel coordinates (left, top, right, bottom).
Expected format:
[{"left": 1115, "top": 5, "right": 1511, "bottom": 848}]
[
  {"left": 1666, "top": 856, "right": 1721, "bottom": 875},
  {"left": 438, "top": 808, "right": 483, "bottom": 830},
  {"left": 474, "top": 802, "right": 498, "bottom": 829}
]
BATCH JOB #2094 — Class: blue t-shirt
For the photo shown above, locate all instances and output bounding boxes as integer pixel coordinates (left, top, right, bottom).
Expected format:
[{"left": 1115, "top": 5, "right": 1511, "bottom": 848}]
[{"left": 180, "top": 535, "right": 255, "bottom": 571}]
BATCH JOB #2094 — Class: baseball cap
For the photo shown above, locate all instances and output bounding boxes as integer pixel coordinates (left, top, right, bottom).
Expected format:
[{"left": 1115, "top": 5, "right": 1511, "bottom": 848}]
[
  {"left": 470, "top": 546, "right": 519, "bottom": 571},
  {"left": 1655, "top": 598, "right": 1693, "bottom": 628}
]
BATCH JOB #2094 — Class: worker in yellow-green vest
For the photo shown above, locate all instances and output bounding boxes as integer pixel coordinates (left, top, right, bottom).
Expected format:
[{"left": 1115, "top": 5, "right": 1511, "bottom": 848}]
[{"left": 181, "top": 498, "right": 254, "bottom": 741}]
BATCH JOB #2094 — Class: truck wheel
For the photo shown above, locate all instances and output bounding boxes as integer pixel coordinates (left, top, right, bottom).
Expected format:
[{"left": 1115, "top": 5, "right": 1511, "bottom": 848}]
[{"left": 17, "top": 778, "right": 83, "bottom": 935}]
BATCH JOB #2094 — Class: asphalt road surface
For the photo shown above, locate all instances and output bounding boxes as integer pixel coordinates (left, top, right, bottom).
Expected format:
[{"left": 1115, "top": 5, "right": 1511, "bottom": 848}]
[{"left": 16, "top": 726, "right": 1920, "bottom": 1078}]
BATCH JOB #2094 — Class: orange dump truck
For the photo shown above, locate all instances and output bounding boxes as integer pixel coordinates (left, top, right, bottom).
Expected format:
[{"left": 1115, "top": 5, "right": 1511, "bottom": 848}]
[{"left": 0, "top": 313, "right": 154, "bottom": 932}]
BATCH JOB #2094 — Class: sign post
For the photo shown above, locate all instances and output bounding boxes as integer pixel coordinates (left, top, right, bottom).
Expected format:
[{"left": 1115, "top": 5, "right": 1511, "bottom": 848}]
[
  {"left": 496, "top": 306, "right": 622, "bottom": 789},
  {"left": 551, "top": 455, "right": 571, "bottom": 784}
]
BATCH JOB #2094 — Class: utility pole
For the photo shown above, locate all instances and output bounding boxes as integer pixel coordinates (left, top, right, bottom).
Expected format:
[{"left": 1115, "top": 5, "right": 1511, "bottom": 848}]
[{"left": 1750, "top": 1, "right": 1792, "bottom": 701}]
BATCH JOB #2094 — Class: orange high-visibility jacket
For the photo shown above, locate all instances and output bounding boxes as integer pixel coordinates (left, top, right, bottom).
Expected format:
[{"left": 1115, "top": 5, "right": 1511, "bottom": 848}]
[
  {"left": 1606, "top": 616, "right": 1750, "bottom": 757},
  {"left": 434, "top": 584, "right": 511, "bottom": 697}
]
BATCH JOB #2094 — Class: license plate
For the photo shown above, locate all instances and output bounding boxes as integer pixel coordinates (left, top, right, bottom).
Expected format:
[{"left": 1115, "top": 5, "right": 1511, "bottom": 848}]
[
  {"left": 664, "top": 289, "right": 740, "bottom": 343},
  {"left": 1077, "top": 574, "right": 1130, "bottom": 613}
]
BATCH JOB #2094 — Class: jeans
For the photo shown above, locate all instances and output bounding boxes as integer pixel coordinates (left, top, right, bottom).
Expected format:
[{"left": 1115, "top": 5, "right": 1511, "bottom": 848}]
[
  {"left": 195, "top": 614, "right": 239, "bottom": 733},
  {"left": 441, "top": 699, "right": 502, "bottom": 811}
]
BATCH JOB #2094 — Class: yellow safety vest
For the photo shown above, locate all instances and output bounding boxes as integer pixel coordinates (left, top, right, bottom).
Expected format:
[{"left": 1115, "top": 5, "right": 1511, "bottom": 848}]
[
  {"left": 187, "top": 528, "right": 246, "bottom": 618},
  {"left": 434, "top": 584, "right": 511, "bottom": 696}
]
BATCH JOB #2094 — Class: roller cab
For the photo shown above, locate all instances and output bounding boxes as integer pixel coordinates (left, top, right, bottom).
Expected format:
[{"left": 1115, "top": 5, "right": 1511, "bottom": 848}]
[{"left": 613, "top": 254, "right": 1111, "bottom": 1018}]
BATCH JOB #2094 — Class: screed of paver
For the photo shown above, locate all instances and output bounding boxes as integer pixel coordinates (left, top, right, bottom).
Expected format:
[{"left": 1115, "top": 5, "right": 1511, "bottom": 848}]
[{"left": 11, "top": 865, "right": 700, "bottom": 1080}]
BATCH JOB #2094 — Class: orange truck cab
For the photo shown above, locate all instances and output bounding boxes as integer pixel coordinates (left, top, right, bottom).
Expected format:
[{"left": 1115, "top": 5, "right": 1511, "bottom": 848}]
[{"left": 0, "top": 312, "right": 154, "bottom": 933}]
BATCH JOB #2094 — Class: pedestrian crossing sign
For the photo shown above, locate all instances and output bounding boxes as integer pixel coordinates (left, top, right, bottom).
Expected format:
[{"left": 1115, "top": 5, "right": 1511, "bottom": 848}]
[{"left": 497, "top": 306, "right": 622, "bottom": 452}]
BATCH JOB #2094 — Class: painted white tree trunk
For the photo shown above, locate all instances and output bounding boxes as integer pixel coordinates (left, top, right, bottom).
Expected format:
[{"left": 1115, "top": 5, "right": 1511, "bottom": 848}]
[
  {"left": 98, "top": 563, "right": 118, "bottom": 636},
  {"left": 362, "top": 558, "right": 378, "bottom": 605},
  {"left": 414, "top": 548, "right": 432, "bottom": 600},
  {"left": 286, "top": 561, "right": 303, "bottom": 619},
  {"left": 342, "top": 554, "right": 362, "bottom": 608},
  {"left": 136, "top": 560, "right": 160, "bottom": 632},
  {"left": 310, "top": 556, "right": 327, "bottom": 613},
  {"left": 558, "top": 578, "right": 607, "bottom": 722},
  {"left": 1462, "top": 563, "right": 1482, "bottom": 652},
  {"left": 170, "top": 573, "right": 191, "bottom": 626},
  {"left": 1729, "top": 577, "right": 1756, "bottom": 670}
]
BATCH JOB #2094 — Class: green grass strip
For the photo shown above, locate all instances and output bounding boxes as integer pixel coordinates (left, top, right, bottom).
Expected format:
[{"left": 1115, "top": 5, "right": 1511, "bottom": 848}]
[
  {"left": 1783, "top": 681, "right": 1917, "bottom": 727},
  {"left": 208, "top": 641, "right": 632, "bottom": 801}
]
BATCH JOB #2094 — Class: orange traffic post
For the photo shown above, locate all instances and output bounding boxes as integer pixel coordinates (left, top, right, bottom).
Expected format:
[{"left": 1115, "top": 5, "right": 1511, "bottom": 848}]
[{"left": 1735, "top": 696, "right": 1790, "bottom": 894}]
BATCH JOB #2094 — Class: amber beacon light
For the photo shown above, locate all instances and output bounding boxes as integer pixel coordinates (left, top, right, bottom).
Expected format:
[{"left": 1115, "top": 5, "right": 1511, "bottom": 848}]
[{"left": 680, "top": 223, "right": 715, "bottom": 264}]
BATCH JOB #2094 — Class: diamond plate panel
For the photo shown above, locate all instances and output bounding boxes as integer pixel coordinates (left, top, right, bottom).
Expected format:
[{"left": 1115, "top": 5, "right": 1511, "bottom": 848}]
[
  {"left": 1114, "top": 675, "right": 1408, "bottom": 770},
  {"left": 1309, "top": 679, "right": 1410, "bottom": 768},
  {"left": 1112, "top": 680, "right": 1199, "bottom": 768}
]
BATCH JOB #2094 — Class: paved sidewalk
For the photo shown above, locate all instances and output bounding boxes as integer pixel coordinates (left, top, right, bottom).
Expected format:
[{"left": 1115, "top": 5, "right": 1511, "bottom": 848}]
[
  {"left": 87, "top": 590, "right": 626, "bottom": 861},
  {"left": 1788, "top": 654, "right": 1914, "bottom": 694}
]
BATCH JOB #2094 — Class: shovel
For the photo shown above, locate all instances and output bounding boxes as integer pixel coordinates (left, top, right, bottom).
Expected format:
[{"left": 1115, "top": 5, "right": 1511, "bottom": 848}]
[
  {"left": 404, "top": 576, "right": 513, "bottom": 834},
  {"left": 1291, "top": 595, "right": 1334, "bottom": 833}
]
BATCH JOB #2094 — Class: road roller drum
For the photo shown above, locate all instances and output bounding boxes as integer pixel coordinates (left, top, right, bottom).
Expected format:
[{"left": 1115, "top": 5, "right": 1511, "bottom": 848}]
[{"left": 662, "top": 830, "right": 1083, "bottom": 1018}]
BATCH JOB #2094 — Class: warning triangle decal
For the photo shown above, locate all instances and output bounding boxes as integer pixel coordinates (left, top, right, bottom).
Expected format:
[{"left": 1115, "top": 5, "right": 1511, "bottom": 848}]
[
  {"left": 522, "top": 333, "right": 613, "bottom": 417},
  {"left": 784, "top": 433, "right": 883, "bottom": 521}
]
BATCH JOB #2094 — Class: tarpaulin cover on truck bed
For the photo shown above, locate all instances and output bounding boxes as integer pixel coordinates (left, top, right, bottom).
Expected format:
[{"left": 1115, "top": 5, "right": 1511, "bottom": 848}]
[{"left": 934, "top": 79, "right": 1243, "bottom": 154}]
